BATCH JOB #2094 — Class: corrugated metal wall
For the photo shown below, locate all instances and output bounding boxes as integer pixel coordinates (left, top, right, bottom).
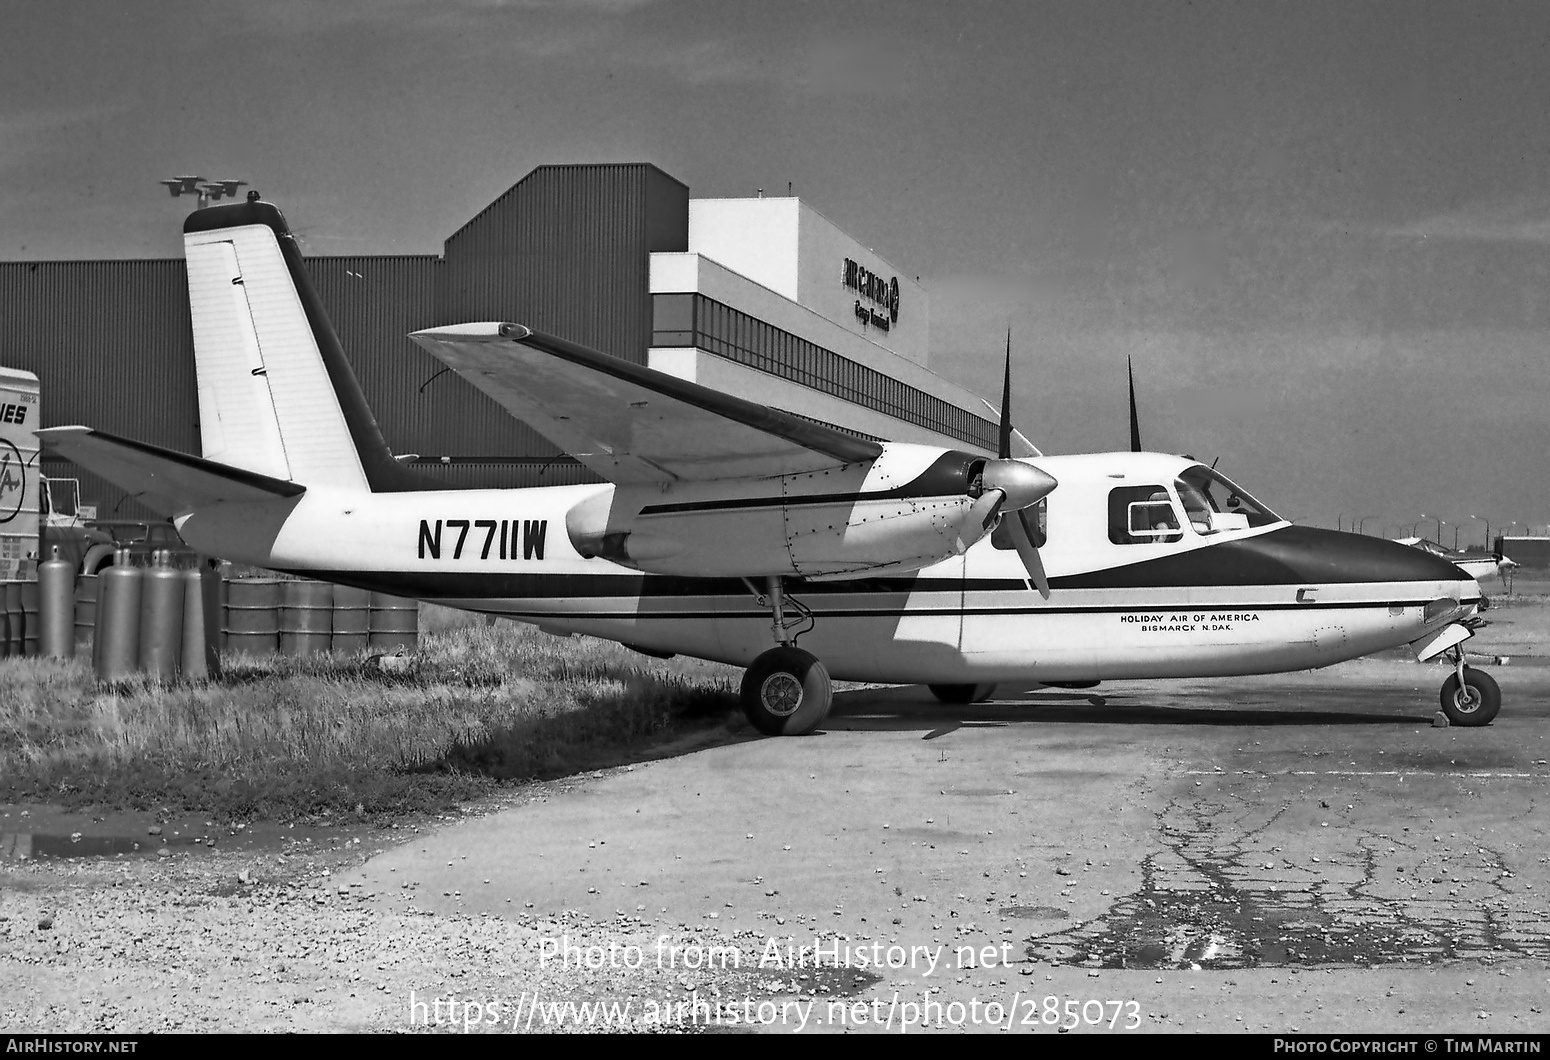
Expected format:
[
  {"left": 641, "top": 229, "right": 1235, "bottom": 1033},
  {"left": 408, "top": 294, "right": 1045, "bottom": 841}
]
[
  {"left": 437, "top": 163, "right": 688, "bottom": 365},
  {"left": 0, "top": 259, "right": 197, "bottom": 519},
  {"left": 402, "top": 460, "right": 601, "bottom": 491},
  {"left": 3, "top": 163, "right": 693, "bottom": 516},
  {"left": 305, "top": 255, "right": 548, "bottom": 464}
]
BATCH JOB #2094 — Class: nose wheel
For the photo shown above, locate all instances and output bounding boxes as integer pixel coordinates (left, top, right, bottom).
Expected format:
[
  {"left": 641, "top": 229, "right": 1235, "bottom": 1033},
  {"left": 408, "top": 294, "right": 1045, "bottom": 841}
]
[{"left": 1439, "top": 666, "right": 1500, "bottom": 726}]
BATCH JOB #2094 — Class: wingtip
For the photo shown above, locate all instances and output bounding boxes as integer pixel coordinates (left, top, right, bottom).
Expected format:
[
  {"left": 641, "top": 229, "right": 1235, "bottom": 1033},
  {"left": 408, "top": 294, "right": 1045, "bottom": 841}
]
[
  {"left": 408, "top": 322, "right": 532, "bottom": 343},
  {"left": 33, "top": 425, "right": 93, "bottom": 445}
]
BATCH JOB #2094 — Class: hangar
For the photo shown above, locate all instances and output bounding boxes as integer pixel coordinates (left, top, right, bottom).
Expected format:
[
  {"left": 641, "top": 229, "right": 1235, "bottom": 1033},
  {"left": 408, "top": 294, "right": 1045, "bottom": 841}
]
[{"left": 0, "top": 163, "right": 996, "bottom": 520}]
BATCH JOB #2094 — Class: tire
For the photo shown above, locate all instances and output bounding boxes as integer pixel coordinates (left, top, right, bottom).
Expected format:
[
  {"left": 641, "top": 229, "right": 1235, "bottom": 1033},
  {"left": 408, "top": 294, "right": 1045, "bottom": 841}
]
[
  {"left": 740, "top": 646, "right": 833, "bottom": 736},
  {"left": 1439, "top": 668, "right": 1501, "bottom": 727},
  {"left": 927, "top": 683, "right": 997, "bottom": 704}
]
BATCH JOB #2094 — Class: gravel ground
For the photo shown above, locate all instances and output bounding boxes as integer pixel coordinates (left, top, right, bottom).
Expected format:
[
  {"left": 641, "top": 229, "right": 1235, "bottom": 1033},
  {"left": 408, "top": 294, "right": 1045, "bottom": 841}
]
[{"left": 0, "top": 787, "right": 799, "bottom": 1034}]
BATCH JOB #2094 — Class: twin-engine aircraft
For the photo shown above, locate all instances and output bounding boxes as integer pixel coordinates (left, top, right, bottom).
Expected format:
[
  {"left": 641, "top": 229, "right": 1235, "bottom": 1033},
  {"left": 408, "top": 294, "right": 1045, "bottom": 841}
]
[
  {"left": 40, "top": 199, "right": 1499, "bottom": 734},
  {"left": 1393, "top": 537, "right": 1517, "bottom": 586}
]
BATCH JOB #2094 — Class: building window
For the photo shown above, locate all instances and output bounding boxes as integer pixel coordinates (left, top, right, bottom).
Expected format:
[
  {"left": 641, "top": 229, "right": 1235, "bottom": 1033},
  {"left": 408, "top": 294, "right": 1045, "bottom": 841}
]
[
  {"left": 652, "top": 294, "right": 694, "bottom": 347},
  {"left": 651, "top": 293, "right": 998, "bottom": 451}
]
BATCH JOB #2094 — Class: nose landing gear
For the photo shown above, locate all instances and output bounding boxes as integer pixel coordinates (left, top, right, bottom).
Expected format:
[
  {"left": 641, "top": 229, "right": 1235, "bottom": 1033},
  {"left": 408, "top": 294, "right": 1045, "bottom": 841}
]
[
  {"left": 1439, "top": 644, "right": 1500, "bottom": 726},
  {"left": 740, "top": 577, "right": 832, "bottom": 736}
]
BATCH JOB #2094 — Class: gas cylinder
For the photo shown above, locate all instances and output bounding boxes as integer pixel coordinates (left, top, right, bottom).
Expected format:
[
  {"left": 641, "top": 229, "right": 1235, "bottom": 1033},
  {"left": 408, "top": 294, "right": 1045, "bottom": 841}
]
[
  {"left": 139, "top": 550, "right": 185, "bottom": 680},
  {"left": 39, "top": 546, "right": 76, "bottom": 659},
  {"left": 96, "top": 548, "right": 143, "bottom": 682},
  {"left": 181, "top": 566, "right": 207, "bottom": 681}
]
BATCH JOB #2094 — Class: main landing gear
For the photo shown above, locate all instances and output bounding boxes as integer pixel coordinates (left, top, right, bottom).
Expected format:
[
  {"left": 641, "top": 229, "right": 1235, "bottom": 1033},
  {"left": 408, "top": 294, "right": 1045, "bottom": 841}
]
[
  {"left": 1439, "top": 643, "right": 1501, "bottom": 727},
  {"left": 741, "top": 577, "right": 832, "bottom": 736}
]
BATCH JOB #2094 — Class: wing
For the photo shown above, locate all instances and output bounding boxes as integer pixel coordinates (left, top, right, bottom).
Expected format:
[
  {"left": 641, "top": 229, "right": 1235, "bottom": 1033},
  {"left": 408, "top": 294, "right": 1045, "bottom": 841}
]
[
  {"left": 409, "top": 323, "right": 883, "bottom": 483},
  {"left": 37, "top": 427, "right": 305, "bottom": 518}
]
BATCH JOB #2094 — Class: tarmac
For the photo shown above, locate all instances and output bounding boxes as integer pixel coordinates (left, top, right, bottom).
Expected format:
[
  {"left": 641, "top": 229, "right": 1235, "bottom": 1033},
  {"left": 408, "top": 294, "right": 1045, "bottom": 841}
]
[{"left": 345, "top": 655, "right": 1550, "bottom": 1032}]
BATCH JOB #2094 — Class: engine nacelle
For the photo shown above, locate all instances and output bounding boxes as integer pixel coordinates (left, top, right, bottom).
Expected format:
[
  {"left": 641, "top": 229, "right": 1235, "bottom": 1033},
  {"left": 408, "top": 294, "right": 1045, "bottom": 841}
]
[{"left": 566, "top": 444, "right": 997, "bottom": 578}]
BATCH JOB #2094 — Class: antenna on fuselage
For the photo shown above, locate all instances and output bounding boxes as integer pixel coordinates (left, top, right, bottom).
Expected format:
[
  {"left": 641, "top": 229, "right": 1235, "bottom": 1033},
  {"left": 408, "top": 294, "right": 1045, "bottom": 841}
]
[
  {"left": 1127, "top": 357, "right": 1142, "bottom": 453},
  {"left": 999, "top": 330, "right": 1014, "bottom": 459}
]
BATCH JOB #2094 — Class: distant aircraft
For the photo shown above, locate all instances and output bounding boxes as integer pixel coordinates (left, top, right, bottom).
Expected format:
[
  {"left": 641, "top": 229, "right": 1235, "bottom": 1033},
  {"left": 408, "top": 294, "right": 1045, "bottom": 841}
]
[
  {"left": 1392, "top": 537, "right": 1517, "bottom": 586},
  {"left": 39, "top": 199, "right": 1500, "bottom": 734}
]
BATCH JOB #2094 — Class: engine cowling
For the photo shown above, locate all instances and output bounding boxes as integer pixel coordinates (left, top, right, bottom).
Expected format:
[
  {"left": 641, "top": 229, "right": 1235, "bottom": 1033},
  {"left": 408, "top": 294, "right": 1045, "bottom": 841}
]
[{"left": 565, "top": 444, "right": 1056, "bottom": 579}]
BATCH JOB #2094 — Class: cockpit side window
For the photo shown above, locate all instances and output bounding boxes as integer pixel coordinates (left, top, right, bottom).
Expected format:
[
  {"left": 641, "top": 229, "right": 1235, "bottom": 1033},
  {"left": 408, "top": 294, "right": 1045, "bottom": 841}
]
[
  {"left": 1175, "top": 479, "right": 1215, "bottom": 533},
  {"left": 992, "top": 497, "right": 1047, "bottom": 550},
  {"left": 1176, "top": 465, "right": 1280, "bottom": 530},
  {"left": 1108, "top": 485, "right": 1182, "bottom": 544}
]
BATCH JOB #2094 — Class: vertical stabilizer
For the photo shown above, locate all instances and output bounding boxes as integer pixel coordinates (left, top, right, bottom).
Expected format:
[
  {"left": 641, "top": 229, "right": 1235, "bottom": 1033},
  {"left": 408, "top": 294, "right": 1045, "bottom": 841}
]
[{"left": 183, "top": 200, "right": 422, "bottom": 492}]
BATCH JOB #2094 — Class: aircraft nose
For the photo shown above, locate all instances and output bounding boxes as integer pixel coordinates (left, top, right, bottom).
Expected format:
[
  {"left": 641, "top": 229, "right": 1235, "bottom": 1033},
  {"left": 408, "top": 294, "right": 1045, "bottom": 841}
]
[{"left": 1242, "top": 525, "right": 1479, "bottom": 596}]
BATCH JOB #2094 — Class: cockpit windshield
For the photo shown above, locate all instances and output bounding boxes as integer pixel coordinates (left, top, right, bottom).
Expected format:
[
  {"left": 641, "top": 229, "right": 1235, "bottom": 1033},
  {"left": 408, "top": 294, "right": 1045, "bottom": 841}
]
[{"left": 1174, "top": 465, "right": 1281, "bottom": 533}]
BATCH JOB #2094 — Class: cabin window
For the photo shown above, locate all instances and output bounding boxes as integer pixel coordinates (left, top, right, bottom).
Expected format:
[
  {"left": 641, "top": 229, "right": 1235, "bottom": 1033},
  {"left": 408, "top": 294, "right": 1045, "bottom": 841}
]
[
  {"left": 992, "top": 497, "right": 1047, "bottom": 550},
  {"left": 1109, "top": 485, "right": 1183, "bottom": 544}
]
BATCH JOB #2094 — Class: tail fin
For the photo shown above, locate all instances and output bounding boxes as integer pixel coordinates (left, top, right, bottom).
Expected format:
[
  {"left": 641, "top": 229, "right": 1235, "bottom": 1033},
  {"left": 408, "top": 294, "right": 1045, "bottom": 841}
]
[{"left": 183, "top": 200, "right": 422, "bottom": 492}]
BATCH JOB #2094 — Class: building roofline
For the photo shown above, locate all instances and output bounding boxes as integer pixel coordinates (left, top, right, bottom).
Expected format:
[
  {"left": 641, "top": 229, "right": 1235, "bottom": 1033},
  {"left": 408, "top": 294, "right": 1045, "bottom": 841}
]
[{"left": 443, "top": 162, "right": 690, "bottom": 249}]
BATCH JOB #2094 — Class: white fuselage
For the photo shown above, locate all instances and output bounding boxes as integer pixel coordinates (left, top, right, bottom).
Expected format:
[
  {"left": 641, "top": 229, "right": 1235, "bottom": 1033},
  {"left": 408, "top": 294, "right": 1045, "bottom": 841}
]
[{"left": 175, "top": 452, "right": 1479, "bottom": 684}]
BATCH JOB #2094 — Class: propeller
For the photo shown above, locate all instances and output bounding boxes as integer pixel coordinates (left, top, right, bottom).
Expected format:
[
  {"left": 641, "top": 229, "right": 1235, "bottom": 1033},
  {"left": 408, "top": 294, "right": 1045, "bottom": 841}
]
[
  {"left": 1128, "top": 357, "right": 1142, "bottom": 453},
  {"left": 960, "top": 330, "right": 1055, "bottom": 598}
]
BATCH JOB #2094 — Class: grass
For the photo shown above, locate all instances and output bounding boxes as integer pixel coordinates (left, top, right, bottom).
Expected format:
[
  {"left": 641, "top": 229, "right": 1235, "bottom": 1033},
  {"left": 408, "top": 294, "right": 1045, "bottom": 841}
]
[{"left": 0, "top": 608, "right": 741, "bottom": 820}]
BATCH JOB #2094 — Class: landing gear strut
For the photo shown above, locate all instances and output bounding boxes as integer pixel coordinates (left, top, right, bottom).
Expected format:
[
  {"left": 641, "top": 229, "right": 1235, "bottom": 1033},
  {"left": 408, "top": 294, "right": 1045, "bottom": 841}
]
[
  {"left": 740, "top": 577, "right": 832, "bottom": 736},
  {"left": 1439, "top": 644, "right": 1500, "bottom": 727}
]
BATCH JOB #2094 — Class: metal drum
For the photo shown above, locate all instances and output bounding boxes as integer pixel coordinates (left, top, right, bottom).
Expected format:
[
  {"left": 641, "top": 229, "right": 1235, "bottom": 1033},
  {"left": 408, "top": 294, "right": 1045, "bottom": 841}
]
[
  {"left": 280, "top": 579, "right": 333, "bottom": 656},
  {"left": 20, "top": 581, "right": 39, "bottom": 656},
  {"left": 3, "top": 583, "right": 21, "bottom": 656},
  {"left": 368, "top": 592, "right": 419, "bottom": 652},
  {"left": 74, "top": 575, "right": 98, "bottom": 655},
  {"left": 224, "top": 578, "right": 282, "bottom": 656},
  {"left": 330, "top": 584, "right": 371, "bottom": 652}
]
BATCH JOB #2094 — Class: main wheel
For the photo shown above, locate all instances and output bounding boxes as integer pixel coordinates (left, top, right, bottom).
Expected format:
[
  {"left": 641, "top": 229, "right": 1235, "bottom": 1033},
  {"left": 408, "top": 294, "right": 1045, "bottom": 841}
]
[
  {"left": 740, "top": 646, "right": 832, "bottom": 736},
  {"left": 1439, "top": 668, "right": 1501, "bottom": 726},
  {"left": 927, "top": 683, "right": 997, "bottom": 704}
]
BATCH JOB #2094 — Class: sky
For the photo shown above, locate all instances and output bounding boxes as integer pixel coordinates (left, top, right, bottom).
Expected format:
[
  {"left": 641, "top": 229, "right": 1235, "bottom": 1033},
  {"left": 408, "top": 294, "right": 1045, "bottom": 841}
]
[{"left": 3, "top": 0, "right": 1548, "bottom": 543}]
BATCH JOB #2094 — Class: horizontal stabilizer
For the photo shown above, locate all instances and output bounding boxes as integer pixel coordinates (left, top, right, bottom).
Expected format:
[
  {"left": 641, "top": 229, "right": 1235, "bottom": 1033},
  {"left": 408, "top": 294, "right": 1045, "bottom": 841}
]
[
  {"left": 409, "top": 323, "right": 884, "bottom": 483},
  {"left": 37, "top": 426, "right": 305, "bottom": 518}
]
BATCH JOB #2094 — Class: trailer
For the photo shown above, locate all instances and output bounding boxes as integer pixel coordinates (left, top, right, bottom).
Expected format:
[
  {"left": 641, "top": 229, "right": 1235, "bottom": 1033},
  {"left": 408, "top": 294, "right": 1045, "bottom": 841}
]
[{"left": 0, "top": 367, "right": 40, "bottom": 580}]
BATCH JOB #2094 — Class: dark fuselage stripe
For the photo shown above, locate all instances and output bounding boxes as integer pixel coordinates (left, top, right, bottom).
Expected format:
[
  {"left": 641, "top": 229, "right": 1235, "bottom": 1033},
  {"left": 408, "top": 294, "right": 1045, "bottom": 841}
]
[
  {"left": 457, "top": 602, "right": 1430, "bottom": 621},
  {"left": 287, "top": 569, "right": 1444, "bottom": 615}
]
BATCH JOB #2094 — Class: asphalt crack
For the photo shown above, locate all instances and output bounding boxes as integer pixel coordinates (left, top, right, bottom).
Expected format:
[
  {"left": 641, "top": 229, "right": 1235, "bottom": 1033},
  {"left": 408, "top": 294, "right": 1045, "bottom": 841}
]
[{"left": 1023, "top": 791, "right": 1550, "bottom": 970}]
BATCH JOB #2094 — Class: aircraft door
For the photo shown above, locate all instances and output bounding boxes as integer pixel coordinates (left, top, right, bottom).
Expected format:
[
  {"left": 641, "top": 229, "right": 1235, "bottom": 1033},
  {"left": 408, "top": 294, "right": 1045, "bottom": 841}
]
[{"left": 958, "top": 500, "right": 1046, "bottom": 665}]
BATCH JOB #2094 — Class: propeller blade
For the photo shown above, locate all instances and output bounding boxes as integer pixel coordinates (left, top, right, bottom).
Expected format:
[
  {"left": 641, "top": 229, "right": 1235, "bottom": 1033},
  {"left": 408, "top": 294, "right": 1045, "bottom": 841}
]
[
  {"left": 955, "top": 489, "right": 1006, "bottom": 553},
  {"left": 999, "top": 329, "right": 1013, "bottom": 459},
  {"left": 980, "top": 490, "right": 1007, "bottom": 531},
  {"left": 1128, "top": 357, "right": 1142, "bottom": 453},
  {"left": 1009, "top": 508, "right": 1051, "bottom": 599}
]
